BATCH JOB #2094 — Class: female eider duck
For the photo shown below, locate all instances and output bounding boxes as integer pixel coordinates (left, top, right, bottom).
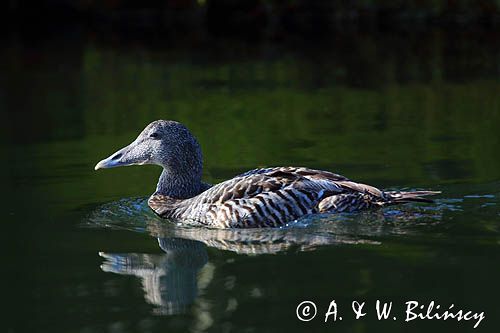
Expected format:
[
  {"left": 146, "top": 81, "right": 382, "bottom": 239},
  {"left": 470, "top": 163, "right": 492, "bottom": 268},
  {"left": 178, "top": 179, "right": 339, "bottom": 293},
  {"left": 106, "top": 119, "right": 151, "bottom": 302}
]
[{"left": 95, "top": 120, "right": 439, "bottom": 228}]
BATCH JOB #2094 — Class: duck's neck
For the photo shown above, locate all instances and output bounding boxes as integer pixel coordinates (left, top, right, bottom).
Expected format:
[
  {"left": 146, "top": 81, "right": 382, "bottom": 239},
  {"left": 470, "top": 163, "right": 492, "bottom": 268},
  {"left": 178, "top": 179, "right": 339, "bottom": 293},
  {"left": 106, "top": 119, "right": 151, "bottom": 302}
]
[
  {"left": 153, "top": 134, "right": 205, "bottom": 199},
  {"left": 155, "top": 168, "right": 203, "bottom": 199}
]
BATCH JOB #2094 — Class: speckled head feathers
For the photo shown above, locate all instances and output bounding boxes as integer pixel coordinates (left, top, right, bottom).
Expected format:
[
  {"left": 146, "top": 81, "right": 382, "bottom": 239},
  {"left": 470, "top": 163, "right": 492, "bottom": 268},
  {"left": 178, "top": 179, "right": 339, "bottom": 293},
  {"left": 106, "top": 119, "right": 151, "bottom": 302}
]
[
  {"left": 95, "top": 120, "right": 204, "bottom": 198},
  {"left": 95, "top": 120, "right": 199, "bottom": 168}
]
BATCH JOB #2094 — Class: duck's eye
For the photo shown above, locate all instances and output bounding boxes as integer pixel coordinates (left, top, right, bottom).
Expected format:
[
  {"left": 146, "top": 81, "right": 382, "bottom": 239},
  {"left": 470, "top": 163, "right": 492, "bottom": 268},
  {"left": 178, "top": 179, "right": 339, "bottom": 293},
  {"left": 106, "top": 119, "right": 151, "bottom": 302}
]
[{"left": 149, "top": 132, "right": 160, "bottom": 139}]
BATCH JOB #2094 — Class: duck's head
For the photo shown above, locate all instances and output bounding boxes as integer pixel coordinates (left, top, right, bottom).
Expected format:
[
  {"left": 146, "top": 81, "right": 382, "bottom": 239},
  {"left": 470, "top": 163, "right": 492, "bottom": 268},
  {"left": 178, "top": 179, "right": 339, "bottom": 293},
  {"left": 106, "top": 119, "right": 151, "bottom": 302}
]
[{"left": 94, "top": 120, "right": 202, "bottom": 176}]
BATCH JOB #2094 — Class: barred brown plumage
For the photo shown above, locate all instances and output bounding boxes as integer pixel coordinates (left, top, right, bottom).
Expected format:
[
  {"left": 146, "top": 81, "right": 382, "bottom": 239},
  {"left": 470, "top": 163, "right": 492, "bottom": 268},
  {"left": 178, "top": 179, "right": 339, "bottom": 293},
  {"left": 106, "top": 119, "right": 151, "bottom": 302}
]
[{"left": 95, "top": 120, "right": 440, "bottom": 228}]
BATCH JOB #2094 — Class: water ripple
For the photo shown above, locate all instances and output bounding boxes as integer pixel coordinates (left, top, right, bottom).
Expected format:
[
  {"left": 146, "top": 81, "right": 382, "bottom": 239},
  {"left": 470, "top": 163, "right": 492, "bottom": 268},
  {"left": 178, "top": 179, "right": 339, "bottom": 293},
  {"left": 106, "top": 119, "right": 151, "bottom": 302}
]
[{"left": 83, "top": 195, "right": 461, "bottom": 254}]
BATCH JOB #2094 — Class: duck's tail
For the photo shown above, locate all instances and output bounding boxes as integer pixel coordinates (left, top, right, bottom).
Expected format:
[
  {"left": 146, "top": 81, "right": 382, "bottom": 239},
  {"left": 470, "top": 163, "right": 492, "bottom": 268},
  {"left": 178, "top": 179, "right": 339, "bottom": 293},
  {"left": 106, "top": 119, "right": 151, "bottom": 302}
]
[{"left": 385, "top": 190, "right": 441, "bottom": 204}]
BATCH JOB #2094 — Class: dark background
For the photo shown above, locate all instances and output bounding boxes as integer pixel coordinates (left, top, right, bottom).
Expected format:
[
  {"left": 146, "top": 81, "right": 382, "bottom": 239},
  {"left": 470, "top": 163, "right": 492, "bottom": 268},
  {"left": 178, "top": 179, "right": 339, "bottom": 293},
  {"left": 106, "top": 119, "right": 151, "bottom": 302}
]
[{"left": 3, "top": 0, "right": 500, "bottom": 40}]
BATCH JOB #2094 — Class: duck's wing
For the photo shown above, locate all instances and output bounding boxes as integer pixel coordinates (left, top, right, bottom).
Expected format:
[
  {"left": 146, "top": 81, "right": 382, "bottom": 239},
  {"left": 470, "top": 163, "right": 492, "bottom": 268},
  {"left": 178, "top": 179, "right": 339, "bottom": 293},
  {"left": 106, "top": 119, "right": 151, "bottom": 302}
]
[
  {"left": 189, "top": 167, "right": 350, "bottom": 205},
  {"left": 171, "top": 167, "right": 389, "bottom": 228}
]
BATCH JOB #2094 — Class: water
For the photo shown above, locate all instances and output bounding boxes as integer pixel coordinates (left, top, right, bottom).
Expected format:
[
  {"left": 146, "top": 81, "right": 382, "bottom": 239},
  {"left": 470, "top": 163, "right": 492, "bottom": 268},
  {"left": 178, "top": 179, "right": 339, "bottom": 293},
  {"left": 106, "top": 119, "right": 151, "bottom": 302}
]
[{"left": 2, "top": 31, "right": 500, "bottom": 332}]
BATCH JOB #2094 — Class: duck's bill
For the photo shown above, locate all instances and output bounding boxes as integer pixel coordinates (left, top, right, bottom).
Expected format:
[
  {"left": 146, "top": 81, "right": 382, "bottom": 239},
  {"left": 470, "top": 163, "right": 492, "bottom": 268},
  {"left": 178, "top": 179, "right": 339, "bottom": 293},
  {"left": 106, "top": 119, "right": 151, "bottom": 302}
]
[
  {"left": 94, "top": 145, "right": 135, "bottom": 170},
  {"left": 94, "top": 156, "right": 124, "bottom": 170}
]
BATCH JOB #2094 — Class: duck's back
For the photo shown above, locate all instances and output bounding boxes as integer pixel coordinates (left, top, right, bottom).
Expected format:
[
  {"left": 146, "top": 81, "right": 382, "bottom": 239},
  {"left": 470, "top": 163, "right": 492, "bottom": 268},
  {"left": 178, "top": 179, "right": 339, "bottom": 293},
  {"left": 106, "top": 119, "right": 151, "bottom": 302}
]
[{"left": 150, "top": 167, "right": 392, "bottom": 228}]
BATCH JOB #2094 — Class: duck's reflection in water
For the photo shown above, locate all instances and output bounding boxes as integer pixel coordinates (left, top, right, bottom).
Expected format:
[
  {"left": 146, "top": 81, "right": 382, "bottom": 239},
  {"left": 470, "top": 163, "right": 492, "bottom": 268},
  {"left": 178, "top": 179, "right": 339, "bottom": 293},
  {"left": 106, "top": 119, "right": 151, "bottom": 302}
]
[
  {"left": 97, "top": 221, "right": 377, "bottom": 317},
  {"left": 92, "top": 197, "right": 446, "bottom": 318},
  {"left": 97, "top": 216, "right": 382, "bottom": 316},
  {"left": 146, "top": 218, "right": 380, "bottom": 254},
  {"left": 100, "top": 237, "right": 211, "bottom": 315}
]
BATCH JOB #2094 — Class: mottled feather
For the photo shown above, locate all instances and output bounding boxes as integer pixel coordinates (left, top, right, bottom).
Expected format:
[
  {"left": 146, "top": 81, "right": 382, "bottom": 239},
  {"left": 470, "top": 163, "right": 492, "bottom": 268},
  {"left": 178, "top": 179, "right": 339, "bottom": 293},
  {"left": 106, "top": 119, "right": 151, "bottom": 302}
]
[{"left": 148, "top": 167, "right": 439, "bottom": 228}]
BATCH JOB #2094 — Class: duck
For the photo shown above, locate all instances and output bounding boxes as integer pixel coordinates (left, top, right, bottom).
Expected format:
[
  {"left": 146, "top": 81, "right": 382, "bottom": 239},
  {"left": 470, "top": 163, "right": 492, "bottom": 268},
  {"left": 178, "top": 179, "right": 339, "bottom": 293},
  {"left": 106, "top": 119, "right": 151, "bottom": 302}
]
[{"left": 94, "top": 120, "right": 440, "bottom": 228}]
